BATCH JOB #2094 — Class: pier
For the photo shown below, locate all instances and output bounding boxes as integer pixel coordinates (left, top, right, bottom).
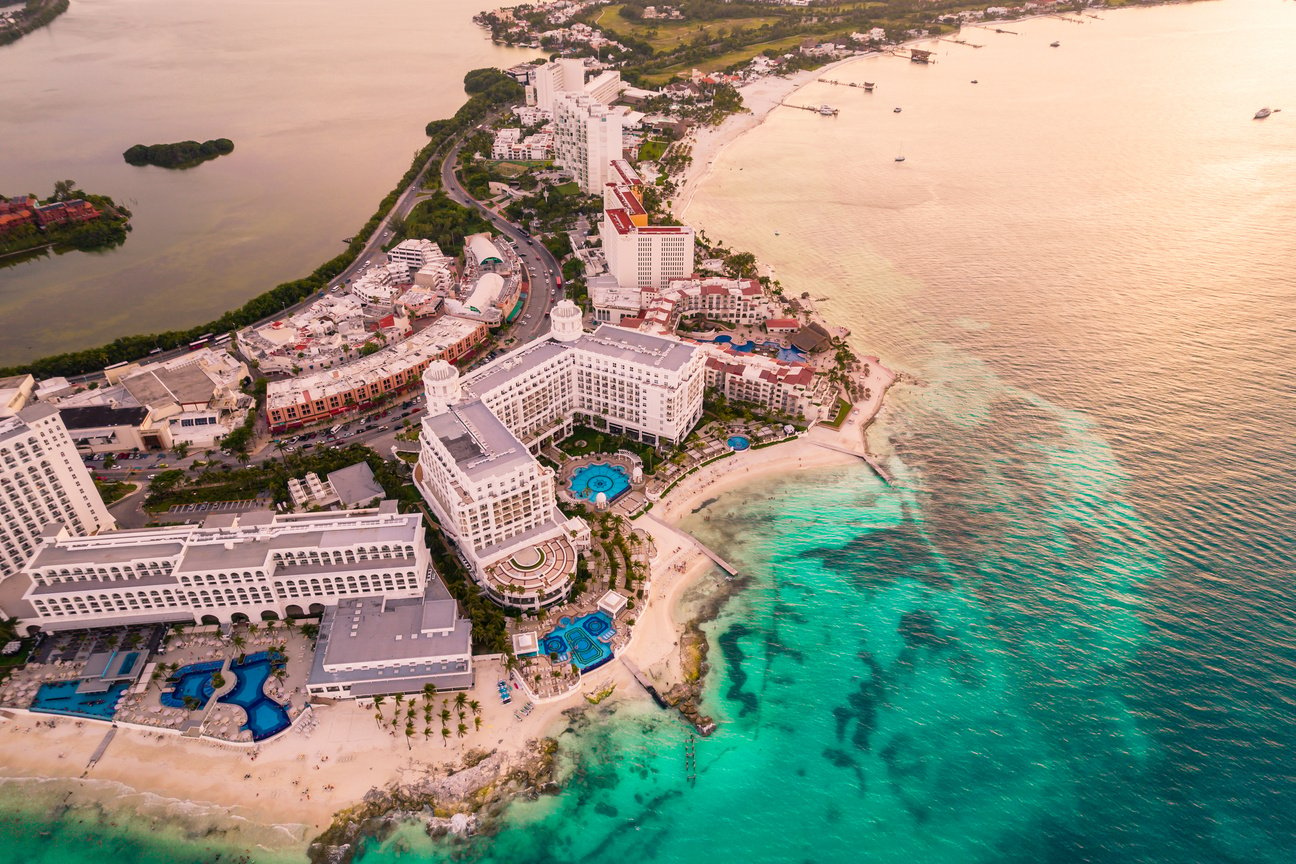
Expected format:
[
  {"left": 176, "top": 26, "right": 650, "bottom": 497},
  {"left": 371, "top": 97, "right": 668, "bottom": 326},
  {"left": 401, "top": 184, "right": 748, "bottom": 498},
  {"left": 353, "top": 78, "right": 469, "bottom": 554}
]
[
  {"left": 812, "top": 441, "right": 893, "bottom": 486},
  {"left": 85, "top": 726, "right": 117, "bottom": 773},
  {"left": 621, "top": 658, "right": 669, "bottom": 709},
  {"left": 684, "top": 733, "right": 698, "bottom": 785},
  {"left": 938, "top": 37, "right": 983, "bottom": 48},
  {"left": 780, "top": 102, "right": 838, "bottom": 116},
  {"left": 817, "top": 78, "right": 874, "bottom": 89},
  {"left": 640, "top": 513, "right": 739, "bottom": 575}
]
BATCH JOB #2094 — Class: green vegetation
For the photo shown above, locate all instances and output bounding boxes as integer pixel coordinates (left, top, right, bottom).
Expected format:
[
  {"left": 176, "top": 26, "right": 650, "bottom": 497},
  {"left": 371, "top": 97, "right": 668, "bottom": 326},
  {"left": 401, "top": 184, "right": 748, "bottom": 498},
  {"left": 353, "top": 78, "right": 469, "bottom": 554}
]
[
  {"left": 821, "top": 397, "right": 853, "bottom": 429},
  {"left": 637, "top": 138, "right": 669, "bottom": 163},
  {"left": 558, "top": 425, "right": 663, "bottom": 474},
  {"left": 595, "top": 4, "right": 781, "bottom": 53},
  {"left": 422, "top": 521, "right": 510, "bottom": 654},
  {"left": 553, "top": 181, "right": 581, "bottom": 196},
  {"left": 93, "top": 478, "right": 134, "bottom": 506},
  {"left": 0, "top": 0, "right": 70, "bottom": 48},
  {"left": 123, "top": 138, "right": 234, "bottom": 170},
  {"left": 0, "top": 67, "right": 522, "bottom": 382},
  {"left": 393, "top": 192, "right": 492, "bottom": 257}
]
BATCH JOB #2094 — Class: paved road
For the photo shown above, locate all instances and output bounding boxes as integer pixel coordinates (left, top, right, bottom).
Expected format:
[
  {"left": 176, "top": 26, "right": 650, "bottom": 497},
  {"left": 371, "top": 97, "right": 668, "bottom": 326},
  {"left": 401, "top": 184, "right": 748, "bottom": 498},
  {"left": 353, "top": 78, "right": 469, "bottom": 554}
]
[{"left": 439, "top": 130, "right": 564, "bottom": 346}]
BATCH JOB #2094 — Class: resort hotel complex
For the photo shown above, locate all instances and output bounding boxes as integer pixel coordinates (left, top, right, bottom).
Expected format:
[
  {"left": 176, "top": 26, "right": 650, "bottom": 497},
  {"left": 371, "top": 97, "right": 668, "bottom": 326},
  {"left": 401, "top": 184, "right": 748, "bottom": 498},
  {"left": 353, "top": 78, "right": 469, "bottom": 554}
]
[
  {"left": 0, "top": 146, "right": 840, "bottom": 740},
  {"left": 413, "top": 300, "right": 706, "bottom": 610}
]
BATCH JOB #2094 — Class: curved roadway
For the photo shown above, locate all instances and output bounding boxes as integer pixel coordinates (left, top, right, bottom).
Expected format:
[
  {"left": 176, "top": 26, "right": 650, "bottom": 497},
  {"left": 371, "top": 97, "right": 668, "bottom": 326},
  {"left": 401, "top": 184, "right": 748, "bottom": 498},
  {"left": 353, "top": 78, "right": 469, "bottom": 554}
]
[{"left": 439, "top": 129, "right": 564, "bottom": 345}]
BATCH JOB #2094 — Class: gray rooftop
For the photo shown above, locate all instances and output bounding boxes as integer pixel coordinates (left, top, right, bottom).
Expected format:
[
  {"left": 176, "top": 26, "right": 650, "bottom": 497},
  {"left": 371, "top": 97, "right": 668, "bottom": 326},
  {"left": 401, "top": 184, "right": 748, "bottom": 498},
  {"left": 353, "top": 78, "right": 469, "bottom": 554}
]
[
  {"left": 26, "top": 539, "right": 187, "bottom": 571},
  {"left": 326, "top": 462, "right": 384, "bottom": 508},
  {"left": 309, "top": 578, "right": 471, "bottom": 685},
  {"left": 583, "top": 324, "right": 697, "bottom": 372},
  {"left": 426, "top": 399, "right": 532, "bottom": 480},
  {"left": 122, "top": 364, "right": 215, "bottom": 408}
]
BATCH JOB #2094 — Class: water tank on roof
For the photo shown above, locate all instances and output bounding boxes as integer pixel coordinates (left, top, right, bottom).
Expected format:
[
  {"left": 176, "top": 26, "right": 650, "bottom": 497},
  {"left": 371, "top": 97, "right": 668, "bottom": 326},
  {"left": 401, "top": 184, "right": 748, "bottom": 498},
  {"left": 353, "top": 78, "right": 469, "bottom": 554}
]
[{"left": 422, "top": 360, "right": 461, "bottom": 415}]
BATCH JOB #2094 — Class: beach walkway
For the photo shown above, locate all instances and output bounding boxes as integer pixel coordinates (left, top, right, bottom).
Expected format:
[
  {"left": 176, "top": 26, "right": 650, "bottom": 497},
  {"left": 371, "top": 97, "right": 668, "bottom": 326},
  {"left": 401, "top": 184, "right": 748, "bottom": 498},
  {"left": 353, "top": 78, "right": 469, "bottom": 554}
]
[
  {"left": 85, "top": 726, "right": 117, "bottom": 772},
  {"left": 620, "top": 658, "right": 668, "bottom": 709}
]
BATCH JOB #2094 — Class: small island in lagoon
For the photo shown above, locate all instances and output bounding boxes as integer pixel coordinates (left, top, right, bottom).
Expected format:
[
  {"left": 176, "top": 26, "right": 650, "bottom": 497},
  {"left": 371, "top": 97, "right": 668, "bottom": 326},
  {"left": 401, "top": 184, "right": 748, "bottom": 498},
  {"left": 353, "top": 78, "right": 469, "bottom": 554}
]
[{"left": 123, "top": 138, "right": 235, "bottom": 169}]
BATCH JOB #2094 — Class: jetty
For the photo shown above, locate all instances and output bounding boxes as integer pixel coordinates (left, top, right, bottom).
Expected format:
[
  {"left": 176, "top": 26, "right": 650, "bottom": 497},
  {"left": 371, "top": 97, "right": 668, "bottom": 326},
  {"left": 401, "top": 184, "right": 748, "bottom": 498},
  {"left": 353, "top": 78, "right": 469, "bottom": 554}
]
[
  {"left": 781, "top": 102, "right": 838, "bottom": 116},
  {"left": 620, "top": 658, "right": 668, "bottom": 709},
  {"left": 939, "top": 37, "right": 983, "bottom": 48},
  {"left": 817, "top": 78, "right": 875, "bottom": 89},
  {"left": 640, "top": 512, "right": 738, "bottom": 576},
  {"left": 85, "top": 727, "right": 117, "bottom": 773},
  {"left": 812, "top": 441, "right": 893, "bottom": 486}
]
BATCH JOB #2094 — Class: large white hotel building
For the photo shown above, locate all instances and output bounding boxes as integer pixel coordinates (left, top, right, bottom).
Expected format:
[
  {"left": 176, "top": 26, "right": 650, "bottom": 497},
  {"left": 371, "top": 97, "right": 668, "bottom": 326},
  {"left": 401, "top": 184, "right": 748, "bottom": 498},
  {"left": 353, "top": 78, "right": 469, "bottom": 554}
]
[
  {"left": 414, "top": 300, "right": 706, "bottom": 609},
  {"left": 0, "top": 405, "right": 114, "bottom": 579}
]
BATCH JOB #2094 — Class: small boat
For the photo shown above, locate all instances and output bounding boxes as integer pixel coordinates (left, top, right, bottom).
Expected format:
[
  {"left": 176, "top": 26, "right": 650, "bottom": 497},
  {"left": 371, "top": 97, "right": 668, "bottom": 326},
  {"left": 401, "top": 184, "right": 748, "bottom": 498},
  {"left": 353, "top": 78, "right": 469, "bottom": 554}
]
[
  {"left": 817, "top": 104, "right": 838, "bottom": 116},
  {"left": 895, "top": 156, "right": 905, "bottom": 162},
  {"left": 893, "top": 107, "right": 902, "bottom": 113},
  {"left": 863, "top": 82, "right": 875, "bottom": 91},
  {"left": 774, "top": 230, "right": 780, "bottom": 236},
  {"left": 971, "top": 79, "right": 978, "bottom": 84},
  {"left": 1050, "top": 41, "right": 1060, "bottom": 47},
  {"left": 1254, "top": 107, "right": 1272, "bottom": 119}
]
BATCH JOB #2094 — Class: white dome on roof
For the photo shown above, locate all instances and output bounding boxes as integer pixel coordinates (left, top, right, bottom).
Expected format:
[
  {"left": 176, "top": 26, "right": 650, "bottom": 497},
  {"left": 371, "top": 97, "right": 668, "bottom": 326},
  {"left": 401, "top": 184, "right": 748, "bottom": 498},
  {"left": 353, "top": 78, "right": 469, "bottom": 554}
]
[
  {"left": 550, "top": 299, "right": 584, "bottom": 342},
  {"left": 422, "top": 360, "right": 461, "bottom": 414}
]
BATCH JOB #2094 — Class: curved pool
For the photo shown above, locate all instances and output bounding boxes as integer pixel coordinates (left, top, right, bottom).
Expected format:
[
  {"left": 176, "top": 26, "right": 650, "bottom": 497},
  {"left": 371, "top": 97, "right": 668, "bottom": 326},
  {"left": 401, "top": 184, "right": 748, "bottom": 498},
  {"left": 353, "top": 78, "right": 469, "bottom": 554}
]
[
  {"left": 728, "top": 436, "right": 751, "bottom": 451},
  {"left": 568, "top": 462, "right": 631, "bottom": 503},
  {"left": 220, "top": 651, "right": 292, "bottom": 741}
]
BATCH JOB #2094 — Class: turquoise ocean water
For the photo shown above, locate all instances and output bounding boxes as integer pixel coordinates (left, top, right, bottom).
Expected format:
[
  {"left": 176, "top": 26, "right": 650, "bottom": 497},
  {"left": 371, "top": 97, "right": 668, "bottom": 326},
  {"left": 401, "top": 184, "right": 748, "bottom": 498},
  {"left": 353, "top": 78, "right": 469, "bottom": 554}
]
[{"left": 3, "top": 0, "right": 1296, "bottom": 862}]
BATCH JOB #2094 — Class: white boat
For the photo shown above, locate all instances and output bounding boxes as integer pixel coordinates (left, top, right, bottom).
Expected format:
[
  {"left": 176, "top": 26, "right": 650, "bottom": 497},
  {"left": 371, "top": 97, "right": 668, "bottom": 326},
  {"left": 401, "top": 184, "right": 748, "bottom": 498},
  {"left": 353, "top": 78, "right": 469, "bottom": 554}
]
[
  {"left": 817, "top": 104, "right": 838, "bottom": 116},
  {"left": 1254, "top": 107, "right": 1272, "bottom": 119},
  {"left": 895, "top": 156, "right": 905, "bottom": 162}
]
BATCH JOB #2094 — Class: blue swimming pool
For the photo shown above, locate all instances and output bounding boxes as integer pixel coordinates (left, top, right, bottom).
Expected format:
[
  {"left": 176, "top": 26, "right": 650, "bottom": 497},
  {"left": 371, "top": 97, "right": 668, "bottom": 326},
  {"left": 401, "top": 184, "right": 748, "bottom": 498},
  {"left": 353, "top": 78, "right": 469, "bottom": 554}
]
[
  {"left": 220, "top": 651, "right": 291, "bottom": 741},
  {"left": 728, "top": 436, "right": 750, "bottom": 451},
  {"left": 568, "top": 462, "right": 631, "bottom": 503},
  {"left": 30, "top": 681, "right": 128, "bottom": 721},
  {"left": 161, "top": 659, "right": 222, "bottom": 710},
  {"left": 542, "top": 612, "right": 616, "bottom": 672}
]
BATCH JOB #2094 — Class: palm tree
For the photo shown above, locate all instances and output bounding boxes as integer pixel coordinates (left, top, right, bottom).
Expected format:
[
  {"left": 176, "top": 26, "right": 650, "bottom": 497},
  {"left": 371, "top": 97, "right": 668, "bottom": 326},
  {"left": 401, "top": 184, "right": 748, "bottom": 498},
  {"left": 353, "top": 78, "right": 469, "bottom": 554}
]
[
  {"left": 423, "top": 725, "right": 432, "bottom": 742},
  {"left": 232, "top": 634, "right": 246, "bottom": 651},
  {"left": 473, "top": 715, "right": 482, "bottom": 732},
  {"left": 373, "top": 694, "right": 386, "bottom": 721},
  {"left": 422, "top": 682, "right": 437, "bottom": 705},
  {"left": 441, "top": 727, "right": 451, "bottom": 747},
  {"left": 468, "top": 699, "right": 481, "bottom": 717},
  {"left": 404, "top": 724, "right": 414, "bottom": 750},
  {"left": 457, "top": 722, "right": 467, "bottom": 738},
  {"left": 440, "top": 708, "right": 452, "bottom": 726},
  {"left": 454, "top": 692, "right": 468, "bottom": 714}
]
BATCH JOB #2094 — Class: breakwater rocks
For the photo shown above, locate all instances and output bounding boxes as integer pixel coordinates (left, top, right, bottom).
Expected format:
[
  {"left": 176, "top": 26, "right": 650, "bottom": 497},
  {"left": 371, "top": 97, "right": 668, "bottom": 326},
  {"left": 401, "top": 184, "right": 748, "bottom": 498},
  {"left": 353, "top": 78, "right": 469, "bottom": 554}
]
[
  {"left": 307, "top": 739, "right": 559, "bottom": 864},
  {"left": 659, "top": 573, "right": 751, "bottom": 736}
]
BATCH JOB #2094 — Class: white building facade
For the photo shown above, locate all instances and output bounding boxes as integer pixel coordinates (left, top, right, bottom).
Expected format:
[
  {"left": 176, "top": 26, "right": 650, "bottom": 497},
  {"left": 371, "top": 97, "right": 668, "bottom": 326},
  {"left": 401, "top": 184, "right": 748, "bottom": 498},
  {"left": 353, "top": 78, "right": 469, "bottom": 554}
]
[
  {"left": 0, "top": 406, "right": 114, "bottom": 580},
  {"left": 16, "top": 504, "right": 429, "bottom": 632},
  {"left": 414, "top": 303, "right": 706, "bottom": 608},
  {"left": 553, "top": 93, "right": 628, "bottom": 194}
]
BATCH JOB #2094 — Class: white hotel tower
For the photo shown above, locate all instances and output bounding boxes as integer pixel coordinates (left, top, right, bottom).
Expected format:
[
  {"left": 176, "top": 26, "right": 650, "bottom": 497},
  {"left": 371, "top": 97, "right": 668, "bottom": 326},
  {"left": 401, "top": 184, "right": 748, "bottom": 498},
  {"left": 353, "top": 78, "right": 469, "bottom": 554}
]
[
  {"left": 414, "top": 301, "right": 706, "bottom": 609},
  {"left": 0, "top": 405, "right": 114, "bottom": 580}
]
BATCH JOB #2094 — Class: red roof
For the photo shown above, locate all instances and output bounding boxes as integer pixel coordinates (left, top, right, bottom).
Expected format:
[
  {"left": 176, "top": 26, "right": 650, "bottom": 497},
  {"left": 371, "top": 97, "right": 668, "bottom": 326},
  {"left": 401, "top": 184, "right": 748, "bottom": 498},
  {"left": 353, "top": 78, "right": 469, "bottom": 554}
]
[
  {"left": 605, "top": 208, "right": 634, "bottom": 235},
  {"left": 765, "top": 318, "right": 800, "bottom": 329}
]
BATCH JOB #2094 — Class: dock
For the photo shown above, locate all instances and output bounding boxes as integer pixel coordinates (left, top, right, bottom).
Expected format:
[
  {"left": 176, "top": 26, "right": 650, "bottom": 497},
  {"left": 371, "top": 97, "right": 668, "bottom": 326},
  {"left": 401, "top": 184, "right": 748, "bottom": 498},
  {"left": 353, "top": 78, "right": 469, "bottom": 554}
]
[
  {"left": 621, "top": 658, "right": 668, "bottom": 709},
  {"left": 817, "top": 78, "right": 874, "bottom": 89},
  {"left": 812, "top": 441, "right": 893, "bottom": 486},
  {"left": 780, "top": 102, "right": 838, "bottom": 116},
  {"left": 938, "top": 37, "right": 983, "bottom": 48},
  {"left": 85, "top": 727, "right": 117, "bottom": 773},
  {"left": 639, "top": 513, "right": 739, "bottom": 576}
]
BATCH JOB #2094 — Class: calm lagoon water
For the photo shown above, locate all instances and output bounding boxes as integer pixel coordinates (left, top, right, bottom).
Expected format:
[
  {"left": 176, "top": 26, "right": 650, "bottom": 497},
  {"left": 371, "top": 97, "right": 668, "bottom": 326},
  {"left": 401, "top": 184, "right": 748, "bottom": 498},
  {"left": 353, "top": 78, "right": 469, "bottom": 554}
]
[
  {"left": 4, "top": 0, "right": 1296, "bottom": 861},
  {"left": 0, "top": 0, "right": 538, "bottom": 365}
]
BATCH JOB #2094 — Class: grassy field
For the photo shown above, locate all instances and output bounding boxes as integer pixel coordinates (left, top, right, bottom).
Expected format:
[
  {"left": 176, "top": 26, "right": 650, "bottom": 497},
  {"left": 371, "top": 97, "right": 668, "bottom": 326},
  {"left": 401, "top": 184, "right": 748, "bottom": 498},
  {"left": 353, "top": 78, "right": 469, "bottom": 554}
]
[
  {"left": 554, "top": 181, "right": 582, "bottom": 196},
  {"left": 595, "top": 4, "right": 781, "bottom": 53},
  {"left": 638, "top": 138, "right": 669, "bottom": 162},
  {"left": 642, "top": 33, "right": 811, "bottom": 83}
]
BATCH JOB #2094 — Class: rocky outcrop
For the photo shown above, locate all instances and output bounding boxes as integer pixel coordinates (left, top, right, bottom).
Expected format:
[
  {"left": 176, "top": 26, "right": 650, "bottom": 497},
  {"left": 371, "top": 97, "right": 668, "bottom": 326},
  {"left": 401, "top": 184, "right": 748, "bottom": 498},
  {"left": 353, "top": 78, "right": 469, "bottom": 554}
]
[{"left": 307, "top": 740, "right": 559, "bottom": 864}]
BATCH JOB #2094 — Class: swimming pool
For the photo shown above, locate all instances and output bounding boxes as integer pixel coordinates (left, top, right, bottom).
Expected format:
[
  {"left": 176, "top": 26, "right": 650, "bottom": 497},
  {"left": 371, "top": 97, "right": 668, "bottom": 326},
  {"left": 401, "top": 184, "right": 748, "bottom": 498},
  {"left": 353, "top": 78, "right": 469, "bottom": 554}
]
[
  {"left": 542, "top": 612, "right": 617, "bottom": 672},
  {"left": 30, "top": 681, "right": 128, "bottom": 721},
  {"left": 568, "top": 462, "right": 631, "bottom": 503},
  {"left": 220, "top": 651, "right": 291, "bottom": 741},
  {"left": 161, "top": 659, "right": 222, "bottom": 710},
  {"left": 728, "top": 436, "right": 750, "bottom": 451}
]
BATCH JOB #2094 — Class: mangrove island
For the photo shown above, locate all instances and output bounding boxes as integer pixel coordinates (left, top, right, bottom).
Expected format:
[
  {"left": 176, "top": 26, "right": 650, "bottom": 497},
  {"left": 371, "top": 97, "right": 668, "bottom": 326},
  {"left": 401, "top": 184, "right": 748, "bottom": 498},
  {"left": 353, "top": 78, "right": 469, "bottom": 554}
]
[{"left": 123, "top": 138, "right": 235, "bottom": 169}]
